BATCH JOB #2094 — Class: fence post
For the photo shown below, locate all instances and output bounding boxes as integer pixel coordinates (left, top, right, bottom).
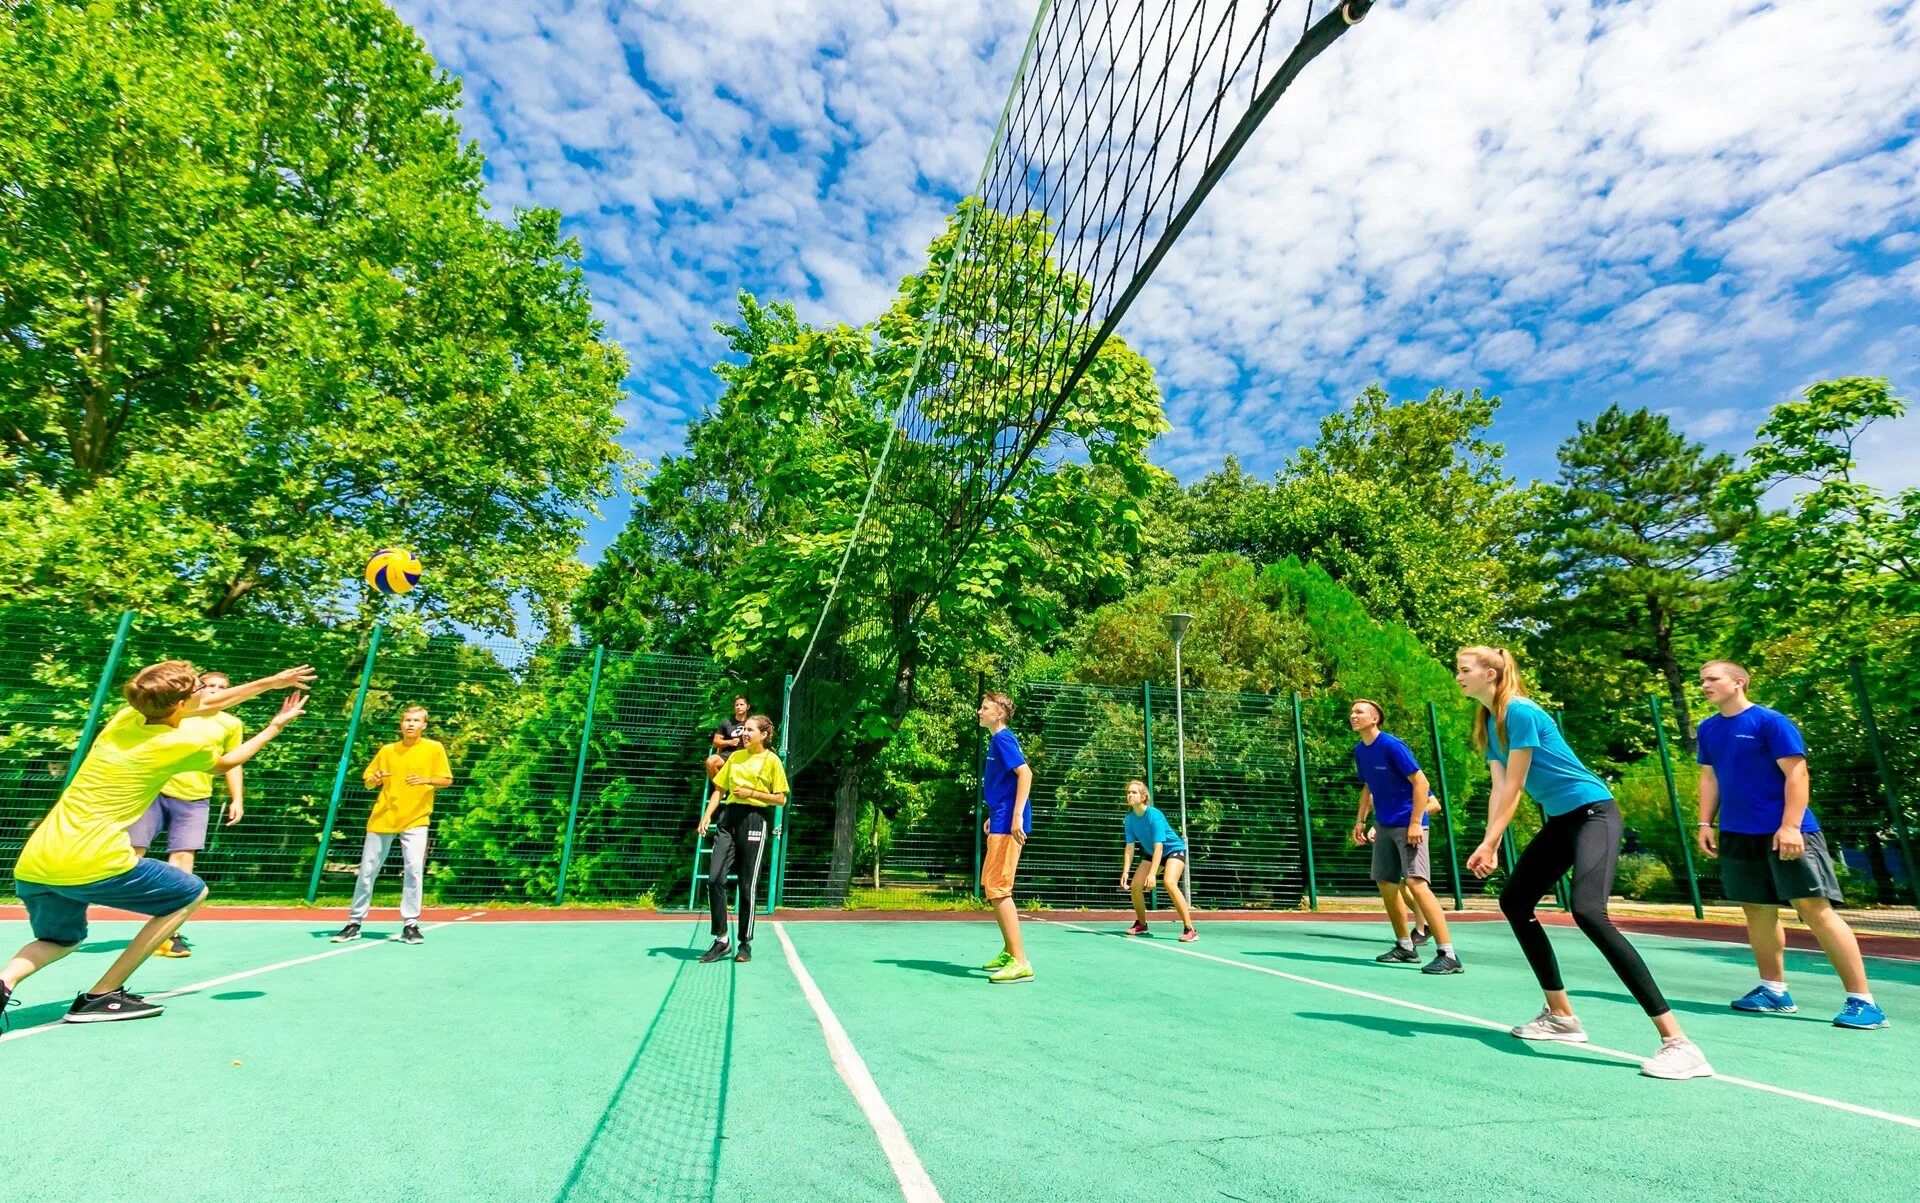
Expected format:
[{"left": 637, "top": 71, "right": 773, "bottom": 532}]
[
  {"left": 1426, "top": 702, "right": 1465, "bottom": 911},
  {"left": 64, "top": 610, "right": 135, "bottom": 790},
  {"left": 1649, "top": 694, "right": 1704, "bottom": 919},
  {"left": 1851, "top": 662, "right": 1920, "bottom": 910},
  {"left": 972, "top": 672, "right": 985, "bottom": 901},
  {"left": 554, "top": 646, "right": 606, "bottom": 905},
  {"left": 1143, "top": 681, "right": 1163, "bottom": 911},
  {"left": 1290, "top": 691, "right": 1318, "bottom": 910},
  {"left": 772, "top": 671, "right": 793, "bottom": 912},
  {"left": 306, "top": 625, "right": 383, "bottom": 904}
]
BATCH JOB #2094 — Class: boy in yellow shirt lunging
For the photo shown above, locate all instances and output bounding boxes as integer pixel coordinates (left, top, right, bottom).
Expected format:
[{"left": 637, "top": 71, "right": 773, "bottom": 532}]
[
  {"left": 2, "top": 660, "right": 312, "bottom": 1028},
  {"left": 332, "top": 707, "right": 452, "bottom": 946}
]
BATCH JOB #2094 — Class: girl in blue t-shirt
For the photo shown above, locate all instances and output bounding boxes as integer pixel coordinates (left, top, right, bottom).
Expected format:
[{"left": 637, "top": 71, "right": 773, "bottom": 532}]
[
  {"left": 1457, "top": 645, "right": 1712, "bottom": 1081},
  {"left": 1121, "top": 781, "right": 1196, "bottom": 941}
]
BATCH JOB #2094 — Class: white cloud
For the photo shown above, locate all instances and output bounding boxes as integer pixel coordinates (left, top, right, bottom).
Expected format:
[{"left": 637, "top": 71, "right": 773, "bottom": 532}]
[{"left": 388, "top": 0, "right": 1920, "bottom": 522}]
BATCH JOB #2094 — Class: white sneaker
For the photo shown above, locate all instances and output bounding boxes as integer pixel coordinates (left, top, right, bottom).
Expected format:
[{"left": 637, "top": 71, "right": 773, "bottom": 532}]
[
  {"left": 1510, "top": 1007, "right": 1589, "bottom": 1043},
  {"left": 1640, "top": 1037, "right": 1714, "bottom": 1080}
]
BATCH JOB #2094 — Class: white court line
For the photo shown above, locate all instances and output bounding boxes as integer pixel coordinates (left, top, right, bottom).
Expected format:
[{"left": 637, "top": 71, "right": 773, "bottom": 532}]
[
  {"left": 1041, "top": 917, "right": 1920, "bottom": 1132},
  {"left": 773, "top": 922, "right": 943, "bottom": 1203},
  {"left": 0, "top": 911, "right": 486, "bottom": 1045}
]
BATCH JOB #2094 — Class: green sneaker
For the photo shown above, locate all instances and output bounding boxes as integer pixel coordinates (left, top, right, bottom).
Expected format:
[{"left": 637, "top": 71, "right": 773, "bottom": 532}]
[
  {"left": 982, "top": 950, "right": 1015, "bottom": 971},
  {"left": 988, "top": 962, "right": 1033, "bottom": 985}
]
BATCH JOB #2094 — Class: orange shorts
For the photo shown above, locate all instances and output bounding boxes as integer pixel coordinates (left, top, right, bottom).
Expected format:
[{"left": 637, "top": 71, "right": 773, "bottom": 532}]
[{"left": 982, "top": 833, "right": 1023, "bottom": 901}]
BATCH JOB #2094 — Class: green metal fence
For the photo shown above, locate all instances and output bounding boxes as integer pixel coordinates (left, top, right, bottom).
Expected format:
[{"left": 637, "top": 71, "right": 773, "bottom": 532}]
[
  {"left": 3, "top": 602, "right": 1915, "bottom": 932},
  {"left": 0, "top": 607, "right": 725, "bottom": 909}
]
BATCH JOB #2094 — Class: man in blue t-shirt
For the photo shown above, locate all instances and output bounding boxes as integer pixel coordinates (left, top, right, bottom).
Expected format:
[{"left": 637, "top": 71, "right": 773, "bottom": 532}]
[
  {"left": 977, "top": 691, "right": 1033, "bottom": 985},
  {"left": 1697, "top": 661, "right": 1885, "bottom": 1030},
  {"left": 1348, "top": 700, "right": 1460, "bottom": 975}
]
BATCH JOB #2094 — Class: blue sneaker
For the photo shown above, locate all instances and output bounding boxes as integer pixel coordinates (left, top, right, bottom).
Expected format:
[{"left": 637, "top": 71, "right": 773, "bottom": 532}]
[
  {"left": 1731, "top": 985, "right": 1796, "bottom": 1014},
  {"left": 1833, "top": 998, "right": 1889, "bottom": 1030}
]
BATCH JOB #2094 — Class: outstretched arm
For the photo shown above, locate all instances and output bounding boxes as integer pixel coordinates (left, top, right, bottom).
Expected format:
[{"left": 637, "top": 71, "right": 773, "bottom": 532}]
[
  {"left": 183, "top": 666, "right": 317, "bottom": 717},
  {"left": 212, "top": 693, "right": 307, "bottom": 772}
]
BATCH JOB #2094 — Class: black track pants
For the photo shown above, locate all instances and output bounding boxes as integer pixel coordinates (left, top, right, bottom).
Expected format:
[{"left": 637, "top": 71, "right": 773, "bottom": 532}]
[
  {"left": 1499, "top": 801, "right": 1671, "bottom": 1018},
  {"left": 708, "top": 804, "right": 770, "bottom": 947}
]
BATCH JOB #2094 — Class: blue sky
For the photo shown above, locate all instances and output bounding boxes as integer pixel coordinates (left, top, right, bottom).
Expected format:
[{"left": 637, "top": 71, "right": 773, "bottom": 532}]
[{"left": 388, "top": 0, "right": 1920, "bottom": 562}]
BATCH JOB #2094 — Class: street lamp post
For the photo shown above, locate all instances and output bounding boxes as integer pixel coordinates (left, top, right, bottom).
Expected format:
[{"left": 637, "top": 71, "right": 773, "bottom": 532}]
[{"left": 1167, "top": 612, "right": 1193, "bottom": 905}]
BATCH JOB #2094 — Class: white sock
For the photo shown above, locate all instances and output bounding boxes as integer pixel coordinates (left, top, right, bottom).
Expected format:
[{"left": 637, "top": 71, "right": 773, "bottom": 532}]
[
  {"left": 1396, "top": 936, "right": 1413, "bottom": 950},
  {"left": 1847, "top": 992, "right": 1875, "bottom": 1005},
  {"left": 1439, "top": 943, "right": 1454, "bottom": 955},
  {"left": 1760, "top": 979, "right": 1787, "bottom": 994}
]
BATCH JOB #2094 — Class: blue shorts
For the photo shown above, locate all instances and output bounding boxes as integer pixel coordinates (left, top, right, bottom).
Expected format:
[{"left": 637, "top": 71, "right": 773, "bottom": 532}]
[{"left": 15, "top": 858, "right": 206, "bottom": 945}]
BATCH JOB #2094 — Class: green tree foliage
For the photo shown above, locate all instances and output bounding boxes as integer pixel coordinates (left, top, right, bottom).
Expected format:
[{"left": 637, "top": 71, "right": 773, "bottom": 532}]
[
  {"left": 0, "top": 0, "right": 626, "bottom": 634},
  {"left": 1526, "top": 405, "right": 1743, "bottom": 754},
  {"left": 1161, "top": 387, "right": 1528, "bottom": 658}
]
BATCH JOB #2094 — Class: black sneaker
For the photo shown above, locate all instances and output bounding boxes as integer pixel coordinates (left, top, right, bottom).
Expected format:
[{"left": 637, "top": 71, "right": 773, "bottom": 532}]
[
  {"left": 1422, "top": 951, "right": 1465, "bottom": 975},
  {"left": 697, "top": 940, "right": 732, "bottom": 964},
  {"left": 734, "top": 946, "right": 752, "bottom": 964},
  {"left": 64, "top": 988, "right": 163, "bottom": 1023},
  {"left": 1, "top": 979, "right": 16, "bottom": 1033},
  {"left": 1410, "top": 925, "right": 1431, "bottom": 947},
  {"left": 1375, "top": 945, "right": 1420, "bottom": 964},
  {"left": 330, "top": 922, "right": 362, "bottom": 943},
  {"left": 400, "top": 924, "right": 424, "bottom": 945}
]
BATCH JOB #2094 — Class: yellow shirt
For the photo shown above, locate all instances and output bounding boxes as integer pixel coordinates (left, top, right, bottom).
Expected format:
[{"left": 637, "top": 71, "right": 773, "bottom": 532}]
[
  {"left": 15, "top": 707, "right": 219, "bottom": 886},
  {"left": 715, "top": 749, "right": 789, "bottom": 808},
  {"left": 162, "top": 712, "right": 244, "bottom": 801},
  {"left": 363, "top": 738, "right": 452, "bottom": 834}
]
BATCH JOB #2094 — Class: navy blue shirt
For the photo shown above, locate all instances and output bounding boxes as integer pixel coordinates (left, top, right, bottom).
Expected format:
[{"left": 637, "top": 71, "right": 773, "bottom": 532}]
[
  {"left": 1353, "top": 732, "right": 1425, "bottom": 827},
  {"left": 1485, "top": 698, "right": 1612, "bottom": 817},
  {"left": 982, "top": 727, "right": 1030, "bottom": 835},
  {"left": 1697, "top": 704, "right": 1815, "bottom": 835}
]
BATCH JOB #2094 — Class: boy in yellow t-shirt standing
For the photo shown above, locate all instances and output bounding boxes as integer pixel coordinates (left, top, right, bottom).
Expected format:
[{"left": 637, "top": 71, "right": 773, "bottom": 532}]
[
  {"left": 331, "top": 706, "right": 452, "bottom": 946},
  {"left": 128, "top": 669, "right": 247, "bottom": 958},
  {"left": 2, "top": 659, "right": 312, "bottom": 1029}
]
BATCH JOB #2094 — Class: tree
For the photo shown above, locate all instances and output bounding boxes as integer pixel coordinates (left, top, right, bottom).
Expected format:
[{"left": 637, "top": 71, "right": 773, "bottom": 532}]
[
  {"left": 1527, "top": 405, "right": 1743, "bottom": 752},
  {"left": 0, "top": 0, "right": 626, "bottom": 634},
  {"left": 580, "top": 202, "right": 1168, "bottom": 901},
  {"left": 1162, "top": 387, "right": 1530, "bottom": 657}
]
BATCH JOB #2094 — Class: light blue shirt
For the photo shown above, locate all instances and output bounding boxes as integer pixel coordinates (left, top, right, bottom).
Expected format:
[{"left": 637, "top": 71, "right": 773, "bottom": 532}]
[
  {"left": 1124, "top": 805, "right": 1185, "bottom": 856},
  {"left": 1484, "top": 697, "right": 1612, "bottom": 817}
]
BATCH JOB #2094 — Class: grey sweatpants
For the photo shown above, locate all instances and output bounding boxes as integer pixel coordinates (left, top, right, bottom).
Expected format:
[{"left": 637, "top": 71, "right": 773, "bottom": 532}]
[{"left": 348, "top": 827, "right": 428, "bottom": 923}]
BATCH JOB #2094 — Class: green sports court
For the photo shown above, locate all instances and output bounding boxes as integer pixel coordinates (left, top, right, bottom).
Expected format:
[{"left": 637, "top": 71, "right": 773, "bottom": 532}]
[{"left": 3, "top": 910, "right": 1916, "bottom": 1201}]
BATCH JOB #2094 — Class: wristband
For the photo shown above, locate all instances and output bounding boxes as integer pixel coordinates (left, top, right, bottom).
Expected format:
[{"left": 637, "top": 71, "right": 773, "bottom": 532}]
[{"left": 1697, "top": 822, "right": 1713, "bottom": 827}]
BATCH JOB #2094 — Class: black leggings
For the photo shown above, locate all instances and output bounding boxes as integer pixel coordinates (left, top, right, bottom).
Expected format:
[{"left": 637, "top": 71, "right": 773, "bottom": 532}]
[
  {"left": 1499, "top": 801, "right": 1670, "bottom": 1018},
  {"left": 707, "top": 804, "right": 770, "bottom": 947}
]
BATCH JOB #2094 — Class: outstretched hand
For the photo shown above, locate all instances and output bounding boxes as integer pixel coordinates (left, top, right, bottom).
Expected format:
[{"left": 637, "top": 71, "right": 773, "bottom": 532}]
[
  {"left": 272, "top": 665, "right": 318, "bottom": 690},
  {"left": 269, "top": 691, "right": 308, "bottom": 727}
]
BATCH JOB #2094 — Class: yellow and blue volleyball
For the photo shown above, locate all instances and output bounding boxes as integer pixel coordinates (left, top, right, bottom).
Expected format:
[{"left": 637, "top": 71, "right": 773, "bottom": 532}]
[{"left": 364, "top": 547, "right": 423, "bottom": 596}]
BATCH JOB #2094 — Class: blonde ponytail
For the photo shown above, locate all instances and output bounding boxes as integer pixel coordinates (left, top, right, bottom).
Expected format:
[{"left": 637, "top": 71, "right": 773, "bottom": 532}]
[{"left": 1460, "top": 645, "right": 1529, "bottom": 753}]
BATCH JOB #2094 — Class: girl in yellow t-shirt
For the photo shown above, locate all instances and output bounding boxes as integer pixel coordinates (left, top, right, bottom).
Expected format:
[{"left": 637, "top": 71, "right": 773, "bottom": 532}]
[{"left": 696, "top": 715, "right": 788, "bottom": 964}]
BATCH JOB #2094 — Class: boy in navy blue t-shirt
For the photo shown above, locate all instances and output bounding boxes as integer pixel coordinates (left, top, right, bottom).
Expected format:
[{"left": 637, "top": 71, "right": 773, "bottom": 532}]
[
  {"left": 1697, "top": 661, "right": 1885, "bottom": 1029},
  {"left": 977, "top": 692, "right": 1033, "bottom": 984},
  {"left": 1347, "top": 700, "right": 1460, "bottom": 975}
]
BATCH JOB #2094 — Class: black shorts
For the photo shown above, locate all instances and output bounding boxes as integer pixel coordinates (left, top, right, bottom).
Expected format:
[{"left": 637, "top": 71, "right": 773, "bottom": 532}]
[
  {"left": 1134, "top": 846, "right": 1187, "bottom": 864},
  {"left": 1718, "top": 830, "right": 1844, "bottom": 905}
]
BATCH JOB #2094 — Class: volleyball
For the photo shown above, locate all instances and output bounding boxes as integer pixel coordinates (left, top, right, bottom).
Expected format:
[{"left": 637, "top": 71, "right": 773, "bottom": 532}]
[{"left": 364, "top": 547, "right": 423, "bottom": 596}]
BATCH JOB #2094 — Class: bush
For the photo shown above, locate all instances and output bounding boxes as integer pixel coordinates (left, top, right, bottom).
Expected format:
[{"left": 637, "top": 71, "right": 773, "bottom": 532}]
[{"left": 1616, "top": 852, "right": 1674, "bottom": 900}]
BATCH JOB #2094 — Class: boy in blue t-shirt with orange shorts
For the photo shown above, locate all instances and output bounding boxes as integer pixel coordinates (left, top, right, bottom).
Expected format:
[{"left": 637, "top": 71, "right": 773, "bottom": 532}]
[
  {"left": 976, "top": 692, "right": 1033, "bottom": 984},
  {"left": 1696, "top": 660, "right": 1885, "bottom": 1029}
]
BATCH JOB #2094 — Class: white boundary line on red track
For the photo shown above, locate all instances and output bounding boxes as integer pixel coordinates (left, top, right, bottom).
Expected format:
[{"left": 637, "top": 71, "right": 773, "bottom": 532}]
[
  {"left": 774, "top": 921, "right": 943, "bottom": 1203},
  {"left": 0, "top": 911, "right": 486, "bottom": 1045},
  {"left": 1040, "top": 917, "right": 1920, "bottom": 1131}
]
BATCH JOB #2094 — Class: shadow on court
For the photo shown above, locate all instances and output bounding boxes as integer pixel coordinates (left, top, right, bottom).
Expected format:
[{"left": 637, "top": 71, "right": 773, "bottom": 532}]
[
  {"left": 1295, "top": 1011, "right": 1636, "bottom": 1067},
  {"left": 873, "top": 958, "right": 979, "bottom": 979},
  {"left": 556, "top": 934, "right": 735, "bottom": 1203},
  {"left": 1240, "top": 949, "right": 1407, "bottom": 970},
  {"left": 76, "top": 940, "right": 131, "bottom": 954},
  {"left": 646, "top": 946, "right": 704, "bottom": 961},
  {"left": 1567, "top": 987, "right": 1829, "bottom": 1023}
]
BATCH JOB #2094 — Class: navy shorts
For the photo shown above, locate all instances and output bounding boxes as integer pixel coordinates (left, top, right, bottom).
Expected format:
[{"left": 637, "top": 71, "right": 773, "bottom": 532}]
[
  {"left": 15, "top": 858, "right": 207, "bottom": 945},
  {"left": 125, "top": 793, "right": 213, "bottom": 853},
  {"left": 1134, "top": 846, "right": 1187, "bottom": 864}
]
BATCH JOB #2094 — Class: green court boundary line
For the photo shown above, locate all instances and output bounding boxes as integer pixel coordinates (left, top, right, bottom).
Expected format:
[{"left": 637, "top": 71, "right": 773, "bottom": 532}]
[
  {"left": 773, "top": 922, "right": 943, "bottom": 1203},
  {"left": 0, "top": 911, "right": 485, "bottom": 1046},
  {"left": 1037, "top": 917, "right": 1920, "bottom": 1131}
]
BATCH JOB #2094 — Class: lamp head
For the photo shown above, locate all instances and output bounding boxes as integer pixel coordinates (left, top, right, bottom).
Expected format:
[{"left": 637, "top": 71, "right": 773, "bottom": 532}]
[{"left": 1166, "top": 612, "right": 1193, "bottom": 646}]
